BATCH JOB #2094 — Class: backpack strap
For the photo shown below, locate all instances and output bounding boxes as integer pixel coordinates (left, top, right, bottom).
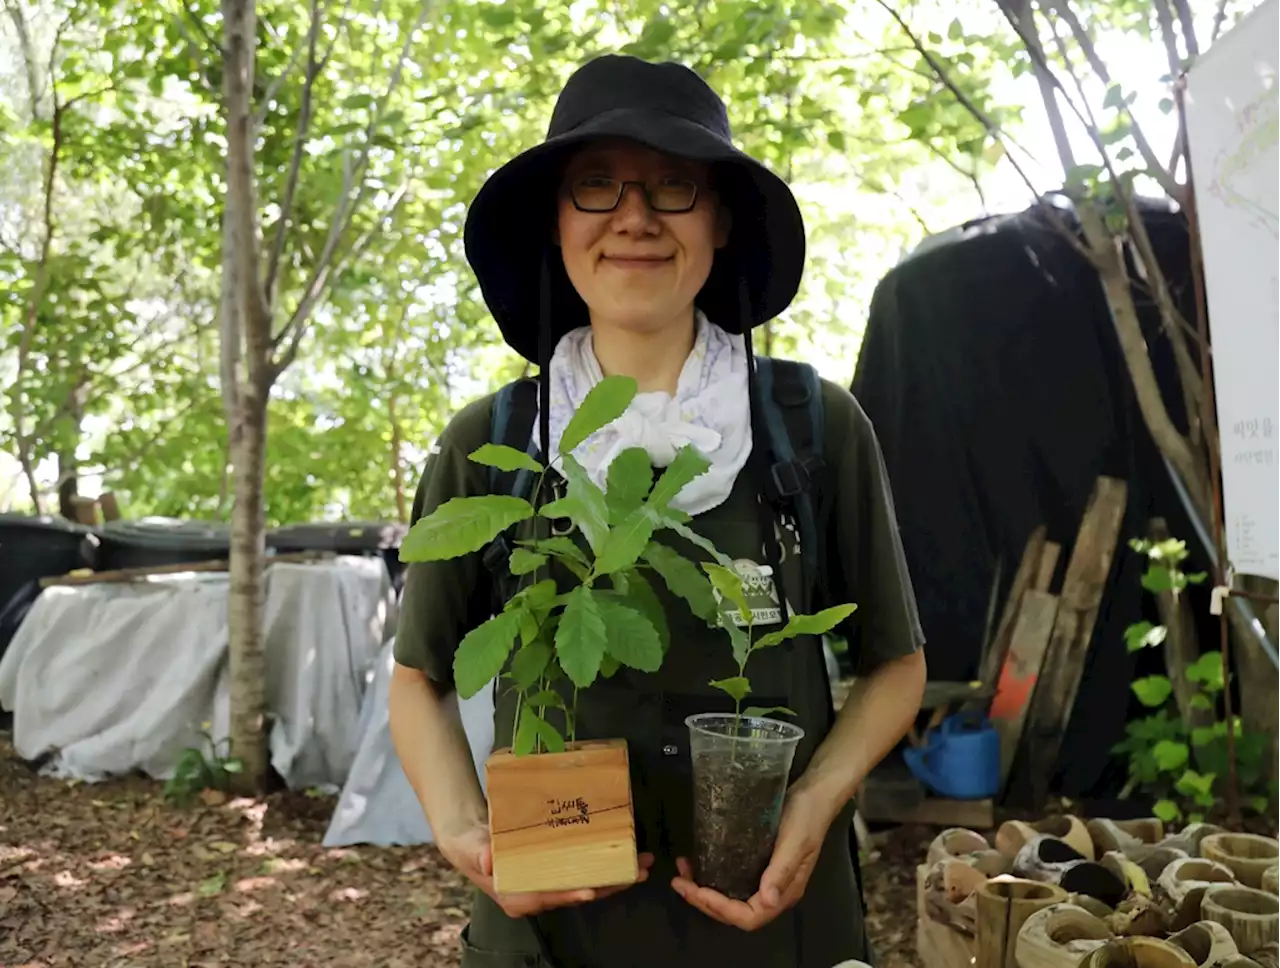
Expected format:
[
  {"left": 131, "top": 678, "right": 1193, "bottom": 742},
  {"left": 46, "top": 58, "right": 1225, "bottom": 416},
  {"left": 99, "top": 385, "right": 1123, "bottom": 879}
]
[
  {"left": 481, "top": 377, "right": 541, "bottom": 600},
  {"left": 755, "top": 357, "right": 828, "bottom": 613}
]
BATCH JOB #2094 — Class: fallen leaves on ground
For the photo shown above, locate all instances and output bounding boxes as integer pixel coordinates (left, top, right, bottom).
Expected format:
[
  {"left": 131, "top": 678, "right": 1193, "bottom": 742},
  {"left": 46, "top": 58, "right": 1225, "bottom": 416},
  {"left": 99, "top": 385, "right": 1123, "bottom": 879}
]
[
  {"left": 0, "top": 737, "right": 471, "bottom": 967},
  {"left": 1, "top": 735, "right": 928, "bottom": 966}
]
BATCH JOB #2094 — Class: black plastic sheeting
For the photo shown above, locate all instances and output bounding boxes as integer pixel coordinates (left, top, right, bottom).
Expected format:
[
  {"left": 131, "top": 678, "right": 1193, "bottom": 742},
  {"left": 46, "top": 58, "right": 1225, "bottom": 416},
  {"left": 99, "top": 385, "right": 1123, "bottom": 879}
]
[
  {"left": 267, "top": 522, "right": 408, "bottom": 591},
  {"left": 0, "top": 515, "right": 100, "bottom": 727},
  {"left": 850, "top": 198, "right": 1216, "bottom": 804},
  {"left": 96, "top": 519, "right": 231, "bottom": 571}
]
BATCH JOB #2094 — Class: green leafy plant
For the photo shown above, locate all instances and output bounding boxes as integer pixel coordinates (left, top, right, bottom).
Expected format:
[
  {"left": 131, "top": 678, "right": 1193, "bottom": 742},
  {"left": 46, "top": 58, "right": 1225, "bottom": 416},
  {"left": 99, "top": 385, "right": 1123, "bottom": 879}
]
[
  {"left": 704, "top": 560, "right": 856, "bottom": 727},
  {"left": 163, "top": 724, "right": 244, "bottom": 804},
  {"left": 400, "top": 375, "right": 728, "bottom": 756},
  {"left": 1113, "top": 536, "right": 1275, "bottom": 823}
]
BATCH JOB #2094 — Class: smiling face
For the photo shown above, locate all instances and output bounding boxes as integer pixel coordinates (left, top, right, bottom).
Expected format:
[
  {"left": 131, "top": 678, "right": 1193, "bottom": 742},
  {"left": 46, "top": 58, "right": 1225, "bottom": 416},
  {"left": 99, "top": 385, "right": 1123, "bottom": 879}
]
[{"left": 554, "top": 139, "right": 729, "bottom": 339}]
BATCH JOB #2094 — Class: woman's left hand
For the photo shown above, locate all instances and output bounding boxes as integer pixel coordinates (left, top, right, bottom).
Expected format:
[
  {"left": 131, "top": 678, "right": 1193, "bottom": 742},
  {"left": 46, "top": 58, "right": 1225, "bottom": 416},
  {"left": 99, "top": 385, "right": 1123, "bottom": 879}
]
[{"left": 671, "top": 784, "right": 835, "bottom": 931}]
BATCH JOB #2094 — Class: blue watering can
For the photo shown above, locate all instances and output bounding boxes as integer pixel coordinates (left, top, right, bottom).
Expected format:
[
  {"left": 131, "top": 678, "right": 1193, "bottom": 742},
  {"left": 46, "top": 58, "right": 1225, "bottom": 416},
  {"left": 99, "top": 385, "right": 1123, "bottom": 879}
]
[{"left": 902, "top": 713, "right": 1000, "bottom": 800}]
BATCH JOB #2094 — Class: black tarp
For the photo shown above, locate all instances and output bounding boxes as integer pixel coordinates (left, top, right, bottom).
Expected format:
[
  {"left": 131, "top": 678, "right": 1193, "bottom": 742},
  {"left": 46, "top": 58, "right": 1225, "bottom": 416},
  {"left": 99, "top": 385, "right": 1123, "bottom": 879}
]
[{"left": 850, "top": 198, "right": 1216, "bottom": 802}]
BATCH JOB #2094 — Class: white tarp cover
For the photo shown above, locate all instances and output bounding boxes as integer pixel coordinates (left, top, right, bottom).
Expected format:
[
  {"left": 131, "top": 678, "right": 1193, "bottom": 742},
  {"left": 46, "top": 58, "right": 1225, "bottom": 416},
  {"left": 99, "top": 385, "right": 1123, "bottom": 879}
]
[
  {"left": 322, "top": 638, "right": 494, "bottom": 847},
  {"left": 0, "top": 557, "right": 394, "bottom": 790}
]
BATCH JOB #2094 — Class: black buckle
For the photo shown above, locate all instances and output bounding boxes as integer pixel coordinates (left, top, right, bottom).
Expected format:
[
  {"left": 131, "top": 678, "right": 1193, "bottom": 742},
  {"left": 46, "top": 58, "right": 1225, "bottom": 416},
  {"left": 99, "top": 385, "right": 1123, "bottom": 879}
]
[{"left": 769, "top": 460, "right": 809, "bottom": 500}]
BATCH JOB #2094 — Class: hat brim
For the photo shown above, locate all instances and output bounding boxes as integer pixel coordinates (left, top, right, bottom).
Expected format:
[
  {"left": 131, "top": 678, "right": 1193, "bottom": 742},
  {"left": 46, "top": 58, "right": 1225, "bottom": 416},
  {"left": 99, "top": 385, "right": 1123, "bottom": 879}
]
[{"left": 463, "top": 107, "right": 806, "bottom": 363}]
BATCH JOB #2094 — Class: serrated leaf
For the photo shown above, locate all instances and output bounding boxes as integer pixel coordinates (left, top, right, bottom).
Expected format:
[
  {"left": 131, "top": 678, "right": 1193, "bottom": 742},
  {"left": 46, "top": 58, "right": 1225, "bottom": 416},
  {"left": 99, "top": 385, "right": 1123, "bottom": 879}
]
[
  {"left": 559, "top": 376, "right": 637, "bottom": 454},
  {"left": 508, "top": 549, "right": 547, "bottom": 576},
  {"left": 743, "top": 705, "right": 797, "bottom": 719},
  {"left": 1153, "top": 739, "right": 1189, "bottom": 772},
  {"left": 1141, "top": 566, "right": 1176, "bottom": 594},
  {"left": 400, "top": 496, "right": 533, "bottom": 562},
  {"left": 536, "top": 718, "right": 565, "bottom": 753},
  {"left": 755, "top": 604, "right": 858, "bottom": 649},
  {"left": 648, "top": 445, "right": 711, "bottom": 509},
  {"left": 526, "top": 537, "right": 590, "bottom": 567},
  {"left": 545, "top": 455, "right": 610, "bottom": 553},
  {"left": 642, "top": 542, "right": 718, "bottom": 623},
  {"left": 453, "top": 610, "right": 522, "bottom": 699},
  {"left": 595, "top": 596, "right": 663, "bottom": 672},
  {"left": 658, "top": 516, "right": 732, "bottom": 565},
  {"left": 556, "top": 586, "right": 608, "bottom": 688},
  {"left": 1175, "top": 769, "right": 1215, "bottom": 798},
  {"left": 1131, "top": 675, "right": 1173, "bottom": 708},
  {"left": 704, "top": 563, "right": 750, "bottom": 625},
  {"left": 594, "top": 508, "right": 657, "bottom": 575},
  {"left": 710, "top": 676, "right": 751, "bottom": 703},
  {"left": 469, "top": 443, "right": 543, "bottom": 474},
  {"left": 606, "top": 447, "right": 653, "bottom": 523},
  {"left": 599, "top": 654, "right": 621, "bottom": 678},
  {"left": 1153, "top": 799, "right": 1180, "bottom": 822},
  {"left": 615, "top": 569, "right": 669, "bottom": 653},
  {"left": 509, "top": 641, "right": 552, "bottom": 690},
  {"left": 1186, "top": 651, "right": 1224, "bottom": 690}
]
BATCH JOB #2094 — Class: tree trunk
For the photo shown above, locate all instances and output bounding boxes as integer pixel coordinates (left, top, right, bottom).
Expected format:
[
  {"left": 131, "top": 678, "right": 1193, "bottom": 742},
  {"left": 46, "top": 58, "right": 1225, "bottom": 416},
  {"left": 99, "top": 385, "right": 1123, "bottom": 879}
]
[
  {"left": 221, "top": 0, "right": 274, "bottom": 793},
  {"left": 388, "top": 387, "right": 407, "bottom": 524},
  {"left": 228, "top": 385, "right": 270, "bottom": 791},
  {"left": 1234, "top": 575, "right": 1279, "bottom": 786}
]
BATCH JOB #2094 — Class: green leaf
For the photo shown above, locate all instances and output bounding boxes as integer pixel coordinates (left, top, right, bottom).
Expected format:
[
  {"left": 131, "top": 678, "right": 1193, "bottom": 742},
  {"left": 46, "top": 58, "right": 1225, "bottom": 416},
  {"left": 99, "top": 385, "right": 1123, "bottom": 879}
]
[
  {"left": 221, "top": 758, "right": 244, "bottom": 774},
  {"left": 1175, "top": 769, "right": 1216, "bottom": 798},
  {"left": 1131, "top": 675, "right": 1173, "bottom": 708},
  {"left": 526, "top": 537, "right": 590, "bottom": 568},
  {"left": 709, "top": 676, "right": 752, "bottom": 703},
  {"left": 596, "top": 596, "right": 663, "bottom": 672},
  {"left": 726, "top": 619, "right": 751, "bottom": 669},
  {"left": 536, "top": 718, "right": 565, "bottom": 753},
  {"left": 1191, "top": 726, "right": 1216, "bottom": 748},
  {"left": 606, "top": 448, "right": 653, "bottom": 523},
  {"left": 508, "top": 549, "right": 547, "bottom": 576},
  {"left": 1158, "top": 97, "right": 1174, "bottom": 114},
  {"left": 556, "top": 586, "right": 608, "bottom": 689},
  {"left": 664, "top": 518, "right": 733, "bottom": 566},
  {"left": 559, "top": 376, "right": 637, "bottom": 454},
  {"left": 544, "top": 455, "right": 610, "bottom": 553},
  {"left": 400, "top": 496, "right": 533, "bottom": 562},
  {"left": 754, "top": 604, "right": 859, "bottom": 649},
  {"left": 524, "top": 690, "right": 566, "bottom": 709},
  {"left": 514, "top": 707, "right": 538, "bottom": 756},
  {"left": 947, "top": 17, "right": 963, "bottom": 40},
  {"left": 1251, "top": 796, "right": 1270, "bottom": 815},
  {"left": 1103, "top": 84, "right": 1124, "bottom": 110},
  {"left": 826, "top": 129, "right": 846, "bottom": 152},
  {"left": 469, "top": 443, "right": 543, "bottom": 474},
  {"left": 1142, "top": 566, "right": 1176, "bottom": 594},
  {"left": 593, "top": 507, "right": 658, "bottom": 575},
  {"left": 599, "top": 654, "right": 621, "bottom": 678},
  {"left": 509, "top": 641, "right": 552, "bottom": 690},
  {"left": 1186, "top": 651, "right": 1225, "bottom": 691},
  {"left": 615, "top": 569, "right": 669, "bottom": 653},
  {"left": 648, "top": 445, "right": 711, "bottom": 509},
  {"left": 1125, "top": 621, "right": 1168, "bottom": 652},
  {"left": 704, "top": 563, "right": 751, "bottom": 626},
  {"left": 1153, "top": 739, "right": 1190, "bottom": 772},
  {"left": 454, "top": 610, "right": 522, "bottom": 699},
  {"left": 642, "top": 542, "right": 718, "bottom": 623},
  {"left": 1153, "top": 799, "right": 1180, "bottom": 822},
  {"left": 743, "top": 705, "right": 797, "bottom": 719},
  {"left": 1190, "top": 694, "right": 1215, "bottom": 710}
]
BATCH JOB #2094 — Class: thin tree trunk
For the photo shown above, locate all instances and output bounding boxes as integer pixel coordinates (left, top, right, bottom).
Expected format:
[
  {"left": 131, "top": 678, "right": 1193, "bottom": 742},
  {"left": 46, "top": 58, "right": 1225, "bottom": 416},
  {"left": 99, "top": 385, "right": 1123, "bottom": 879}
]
[
  {"left": 228, "top": 387, "right": 269, "bottom": 789},
  {"left": 222, "top": 0, "right": 273, "bottom": 792},
  {"left": 388, "top": 386, "right": 407, "bottom": 524}
]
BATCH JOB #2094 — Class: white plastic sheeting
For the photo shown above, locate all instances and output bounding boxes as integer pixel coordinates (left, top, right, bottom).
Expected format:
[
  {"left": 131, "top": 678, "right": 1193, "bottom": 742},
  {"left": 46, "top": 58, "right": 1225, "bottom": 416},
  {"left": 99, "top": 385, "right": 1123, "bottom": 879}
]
[
  {"left": 0, "top": 557, "right": 394, "bottom": 789},
  {"left": 322, "top": 638, "right": 494, "bottom": 847}
]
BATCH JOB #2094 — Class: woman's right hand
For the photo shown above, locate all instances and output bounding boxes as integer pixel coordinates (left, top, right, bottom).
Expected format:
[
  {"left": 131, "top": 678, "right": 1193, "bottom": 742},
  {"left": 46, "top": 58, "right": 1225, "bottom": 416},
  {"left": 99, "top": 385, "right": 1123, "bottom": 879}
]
[{"left": 440, "top": 823, "right": 653, "bottom": 918}]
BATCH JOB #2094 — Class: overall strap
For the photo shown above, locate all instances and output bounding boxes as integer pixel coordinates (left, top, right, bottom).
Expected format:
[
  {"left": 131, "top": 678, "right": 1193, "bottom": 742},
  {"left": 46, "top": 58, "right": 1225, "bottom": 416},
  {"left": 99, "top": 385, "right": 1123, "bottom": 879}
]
[
  {"left": 755, "top": 357, "right": 828, "bottom": 615},
  {"left": 482, "top": 378, "right": 541, "bottom": 605}
]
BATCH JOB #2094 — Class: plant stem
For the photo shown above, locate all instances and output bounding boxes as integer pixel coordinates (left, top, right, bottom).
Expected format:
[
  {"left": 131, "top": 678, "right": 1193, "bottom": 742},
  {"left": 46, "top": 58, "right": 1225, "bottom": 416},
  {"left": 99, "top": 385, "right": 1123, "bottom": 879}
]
[
  {"left": 512, "top": 692, "right": 523, "bottom": 752},
  {"left": 570, "top": 686, "right": 578, "bottom": 744}
]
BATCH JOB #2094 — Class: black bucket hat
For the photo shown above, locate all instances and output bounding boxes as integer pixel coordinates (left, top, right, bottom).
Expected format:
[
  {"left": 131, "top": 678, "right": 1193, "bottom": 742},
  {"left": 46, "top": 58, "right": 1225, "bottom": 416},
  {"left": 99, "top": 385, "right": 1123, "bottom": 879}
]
[{"left": 463, "top": 54, "right": 806, "bottom": 364}]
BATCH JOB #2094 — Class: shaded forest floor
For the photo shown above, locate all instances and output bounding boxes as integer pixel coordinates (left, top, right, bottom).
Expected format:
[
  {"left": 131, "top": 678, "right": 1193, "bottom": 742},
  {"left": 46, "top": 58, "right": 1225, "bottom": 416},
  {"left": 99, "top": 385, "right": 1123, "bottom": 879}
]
[{"left": 0, "top": 736, "right": 923, "bottom": 967}]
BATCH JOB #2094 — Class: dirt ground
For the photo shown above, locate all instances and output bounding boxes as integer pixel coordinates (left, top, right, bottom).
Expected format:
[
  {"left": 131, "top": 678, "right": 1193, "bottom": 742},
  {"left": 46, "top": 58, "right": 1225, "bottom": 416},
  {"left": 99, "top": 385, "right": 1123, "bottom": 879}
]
[{"left": 1, "top": 736, "right": 925, "bottom": 967}]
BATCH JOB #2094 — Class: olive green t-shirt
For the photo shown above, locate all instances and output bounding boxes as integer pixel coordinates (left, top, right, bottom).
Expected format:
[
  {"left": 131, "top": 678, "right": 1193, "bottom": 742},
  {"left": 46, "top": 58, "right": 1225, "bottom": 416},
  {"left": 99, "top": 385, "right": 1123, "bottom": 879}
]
[{"left": 394, "top": 377, "right": 924, "bottom": 684}]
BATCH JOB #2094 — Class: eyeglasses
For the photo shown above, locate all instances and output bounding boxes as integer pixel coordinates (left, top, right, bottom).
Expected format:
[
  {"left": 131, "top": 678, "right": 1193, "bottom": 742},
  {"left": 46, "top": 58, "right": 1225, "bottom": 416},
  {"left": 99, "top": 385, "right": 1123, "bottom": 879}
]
[{"left": 567, "top": 176, "right": 700, "bottom": 213}]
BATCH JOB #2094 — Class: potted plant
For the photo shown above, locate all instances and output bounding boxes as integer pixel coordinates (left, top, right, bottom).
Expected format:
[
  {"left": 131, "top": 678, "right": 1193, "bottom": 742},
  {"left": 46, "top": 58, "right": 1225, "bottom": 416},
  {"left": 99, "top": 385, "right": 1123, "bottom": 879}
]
[
  {"left": 687, "top": 565, "right": 856, "bottom": 899},
  {"left": 398, "top": 375, "right": 732, "bottom": 894}
]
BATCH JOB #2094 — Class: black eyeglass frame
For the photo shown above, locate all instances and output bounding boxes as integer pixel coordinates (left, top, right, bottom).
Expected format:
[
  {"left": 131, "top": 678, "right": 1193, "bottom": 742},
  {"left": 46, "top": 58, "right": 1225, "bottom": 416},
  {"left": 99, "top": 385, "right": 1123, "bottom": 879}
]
[{"left": 566, "top": 177, "right": 701, "bottom": 214}]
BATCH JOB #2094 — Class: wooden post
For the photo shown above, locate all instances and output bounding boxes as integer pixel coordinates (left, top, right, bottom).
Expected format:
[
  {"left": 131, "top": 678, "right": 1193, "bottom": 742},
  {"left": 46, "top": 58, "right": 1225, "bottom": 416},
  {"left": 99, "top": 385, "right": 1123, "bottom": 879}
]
[
  {"left": 977, "top": 879, "right": 1068, "bottom": 968},
  {"left": 990, "top": 590, "right": 1060, "bottom": 789},
  {"left": 1025, "top": 477, "right": 1128, "bottom": 796}
]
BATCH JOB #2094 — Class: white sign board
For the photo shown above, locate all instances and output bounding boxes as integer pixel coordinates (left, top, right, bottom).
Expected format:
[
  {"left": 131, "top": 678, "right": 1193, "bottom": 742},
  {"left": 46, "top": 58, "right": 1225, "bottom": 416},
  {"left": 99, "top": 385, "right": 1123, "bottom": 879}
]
[{"left": 1183, "top": 0, "right": 1280, "bottom": 580}]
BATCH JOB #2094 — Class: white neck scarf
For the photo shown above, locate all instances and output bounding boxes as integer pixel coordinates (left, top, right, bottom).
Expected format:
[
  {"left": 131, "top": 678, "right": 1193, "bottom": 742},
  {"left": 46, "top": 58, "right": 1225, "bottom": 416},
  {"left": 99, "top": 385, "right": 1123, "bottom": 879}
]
[{"left": 541, "top": 311, "right": 752, "bottom": 515}]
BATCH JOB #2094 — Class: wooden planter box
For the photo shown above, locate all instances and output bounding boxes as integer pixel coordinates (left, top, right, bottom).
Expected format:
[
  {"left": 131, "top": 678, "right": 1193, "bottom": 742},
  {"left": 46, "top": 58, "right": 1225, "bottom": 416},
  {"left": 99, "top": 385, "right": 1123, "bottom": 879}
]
[{"left": 487, "top": 738, "right": 638, "bottom": 894}]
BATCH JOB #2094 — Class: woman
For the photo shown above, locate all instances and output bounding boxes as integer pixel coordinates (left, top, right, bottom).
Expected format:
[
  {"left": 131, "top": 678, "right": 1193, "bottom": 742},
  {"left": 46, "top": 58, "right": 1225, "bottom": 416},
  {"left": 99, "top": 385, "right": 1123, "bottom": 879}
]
[{"left": 389, "top": 54, "right": 927, "bottom": 967}]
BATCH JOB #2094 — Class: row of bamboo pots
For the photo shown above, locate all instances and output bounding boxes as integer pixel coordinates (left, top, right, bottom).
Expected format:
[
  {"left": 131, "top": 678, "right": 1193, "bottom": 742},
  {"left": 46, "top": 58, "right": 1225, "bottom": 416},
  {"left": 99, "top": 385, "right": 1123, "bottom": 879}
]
[{"left": 922, "top": 817, "right": 1279, "bottom": 968}]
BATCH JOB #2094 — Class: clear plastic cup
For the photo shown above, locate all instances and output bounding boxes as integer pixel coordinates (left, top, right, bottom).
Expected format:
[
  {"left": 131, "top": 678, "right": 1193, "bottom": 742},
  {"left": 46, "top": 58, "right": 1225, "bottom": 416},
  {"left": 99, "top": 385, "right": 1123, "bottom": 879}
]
[{"left": 685, "top": 712, "right": 806, "bottom": 900}]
